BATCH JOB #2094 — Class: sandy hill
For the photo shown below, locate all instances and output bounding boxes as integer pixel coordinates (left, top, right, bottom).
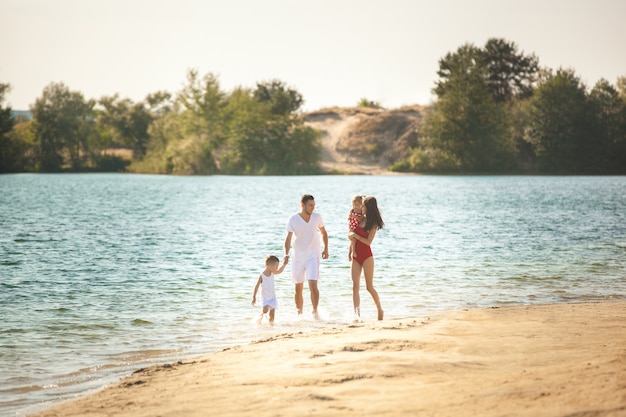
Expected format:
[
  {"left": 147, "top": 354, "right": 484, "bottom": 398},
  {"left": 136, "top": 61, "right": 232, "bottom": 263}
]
[{"left": 303, "top": 105, "right": 428, "bottom": 174}]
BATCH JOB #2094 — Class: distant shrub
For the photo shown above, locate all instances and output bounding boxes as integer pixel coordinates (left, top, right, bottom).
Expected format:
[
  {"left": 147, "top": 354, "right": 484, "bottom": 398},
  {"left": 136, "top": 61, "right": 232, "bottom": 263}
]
[{"left": 357, "top": 98, "right": 384, "bottom": 109}]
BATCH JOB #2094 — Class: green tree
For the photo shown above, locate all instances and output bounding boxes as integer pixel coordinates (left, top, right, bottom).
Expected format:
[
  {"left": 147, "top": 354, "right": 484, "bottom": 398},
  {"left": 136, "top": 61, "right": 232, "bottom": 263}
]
[
  {"left": 253, "top": 80, "right": 304, "bottom": 115},
  {"left": 481, "top": 38, "right": 539, "bottom": 102},
  {"left": 589, "top": 79, "right": 626, "bottom": 172},
  {"left": 525, "top": 69, "right": 592, "bottom": 172},
  {"left": 145, "top": 90, "right": 173, "bottom": 116},
  {"left": 281, "top": 121, "right": 322, "bottom": 174},
  {"left": 3, "top": 120, "right": 36, "bottom": 172},
  {"left": 31, "top": 82, "right": 95, "bottom": 171},
  {"left": 0, "top": 83, "right": 17, "bottom": 172},
  {"left": 131, "top": 111, "right": 182, "bottom": 174},
  {"left": 436, "top": 39, "right": 538, "bottom": 104},
  {"left": 134, "top": 70, "right": 227, "bottom": 174},
  {"left": 0, "top": 84, "right": 34, "bottom": 172},
  {"left": 178, "top": 70, "right": 227, "bottom": 144},
  {"left": 220, "top": 86, "right": 321, "bottom": 174},
  {"left": 219, "top": 87, "right": 270, "bottom": 173},
  {"left": 130, "top": 70, "right": 321, "bottom": 175},
  {"left": 98, "top": 95, "right": 152, "bottom": 159},
  {"left": 405, "top": 43, "right": 517, "bottom": 172},
  {"left": 433, "top": 44, "right": 483, "bottom": 99},
  {"left": 125, "top": 92, "right": 175, "bottom": 173},
  {"left": 616, "top": 75, "right": 626, "bottom": 100},
  {"left": 357, "top": 98, "right": 383, "bottom": 109}
]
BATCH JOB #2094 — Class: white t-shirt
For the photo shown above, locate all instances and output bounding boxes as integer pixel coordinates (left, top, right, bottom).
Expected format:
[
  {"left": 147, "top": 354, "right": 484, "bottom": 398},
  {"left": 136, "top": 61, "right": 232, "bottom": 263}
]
[{"left": 286, "top": 212, "right": 324, "bottom": 262}]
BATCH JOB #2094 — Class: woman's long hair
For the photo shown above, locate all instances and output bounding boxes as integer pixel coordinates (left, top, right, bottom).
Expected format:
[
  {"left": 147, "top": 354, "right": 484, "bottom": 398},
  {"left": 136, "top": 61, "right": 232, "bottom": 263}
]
[{"left": 363, "top": 196, "right": 384, "bottom": 231}]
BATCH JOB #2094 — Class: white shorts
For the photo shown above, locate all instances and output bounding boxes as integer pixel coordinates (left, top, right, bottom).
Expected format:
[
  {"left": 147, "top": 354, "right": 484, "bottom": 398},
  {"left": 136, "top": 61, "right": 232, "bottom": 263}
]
[
  {"left": 291, "top": 257, "right": 320, "bottom": 284},
  {"left": 262, "top": 297, "right": 277, "bottom": 310}
]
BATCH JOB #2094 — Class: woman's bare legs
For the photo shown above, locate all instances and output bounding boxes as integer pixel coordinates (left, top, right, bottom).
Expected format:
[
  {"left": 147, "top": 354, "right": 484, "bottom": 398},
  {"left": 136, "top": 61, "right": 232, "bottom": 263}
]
[
  {"left": 362, "top": 257, "right": 383, "bottom": 320},
  {"left": 351, "top": 260, "right": 363, "bottom": 321}
]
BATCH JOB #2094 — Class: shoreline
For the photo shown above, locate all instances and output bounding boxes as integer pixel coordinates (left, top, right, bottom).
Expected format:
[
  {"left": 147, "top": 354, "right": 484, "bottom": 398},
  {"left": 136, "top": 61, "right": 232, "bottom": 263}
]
[{"left": 29, "top": 301, "right": 626, "bottom": 417}]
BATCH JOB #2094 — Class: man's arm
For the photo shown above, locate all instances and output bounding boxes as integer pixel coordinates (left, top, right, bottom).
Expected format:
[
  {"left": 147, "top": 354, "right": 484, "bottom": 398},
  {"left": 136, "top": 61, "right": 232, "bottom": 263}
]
[
  {"left": 284, "top": 231, "right": 293, "bottom": 256},
  {"left": 319, "top": 226, "right": 329, "bottom": 259}
]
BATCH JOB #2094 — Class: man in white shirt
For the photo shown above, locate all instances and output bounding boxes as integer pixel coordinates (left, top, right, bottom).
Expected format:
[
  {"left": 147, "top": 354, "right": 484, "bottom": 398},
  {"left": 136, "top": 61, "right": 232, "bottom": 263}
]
[{"left": 284, "top": 194, "right": 329, "bottom": 318}]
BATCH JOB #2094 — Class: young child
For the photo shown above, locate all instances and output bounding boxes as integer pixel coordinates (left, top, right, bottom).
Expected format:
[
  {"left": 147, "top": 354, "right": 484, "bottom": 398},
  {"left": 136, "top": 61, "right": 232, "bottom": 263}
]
[
  {"left": 252, "top": 254, "right": 289, "bottom": 324},
  {"left": 348, "top": 195, "right": 365, "bottom": 260}
]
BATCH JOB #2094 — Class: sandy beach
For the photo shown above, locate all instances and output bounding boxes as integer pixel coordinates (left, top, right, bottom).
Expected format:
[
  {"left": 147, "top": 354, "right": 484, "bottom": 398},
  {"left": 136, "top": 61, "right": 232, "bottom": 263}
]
[{"left": 31, "top": 302, "right": 626, "bottom": 417}]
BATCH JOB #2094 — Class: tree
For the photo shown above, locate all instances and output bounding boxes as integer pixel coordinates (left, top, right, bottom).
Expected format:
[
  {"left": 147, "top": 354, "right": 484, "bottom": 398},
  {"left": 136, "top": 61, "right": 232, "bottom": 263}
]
[
  {"left": 435, "top": 39, "right": 539, "bottom": 104},
  {"left": 433, "top": 44, "right": 483, "bottom": 99},
  {"left": 357, "top": 98, "right": 383, "bottom": 109},
  {"left": 616, "top": 75, "right": 626, "bottom": 100},
  {"left": 98, "top": 95, "right": 152, "bottom": 159},
  {"left": 413, "top": 43, "right": 517, "bottom": 172},
  {"left": 481, "top": 38, "right": 539, "bottom": 102},
  {"left": 145, "top": 90, "right": 173, "bottom": 116},
  {"left": 178, "top": 69, "right": 227, "bottom": 144},
  {"left": 0, "top": 83, "right": 19, "bottom": 172},
  {"left": 525, "top": 69, "right": 592, "bottom": 172},
  {"left": 129, "top": 70, "right": 322, "bottom": 175},
  {"left": 219, "top": 86, "right": 270, "bottom": 173},
  {"left": 253, "top": 80, "right": 304, "bottom": 116},
  {"left": 589, "top": 79, "right": 626, "bottom": 172},
  {"left": 0, "top": 84, "right": 12, "bottom": 138},
  {"left": 220, "top": 85, "right": 321, "bottom": 174},
  {"left": 31, "top": 83, "right": 95, "bottom": 171}
]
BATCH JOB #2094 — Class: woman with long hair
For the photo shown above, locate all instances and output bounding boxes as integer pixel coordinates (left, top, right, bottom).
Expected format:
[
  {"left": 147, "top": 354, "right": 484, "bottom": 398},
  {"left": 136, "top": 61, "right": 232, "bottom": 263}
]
[{"left": 348, "top": 196, "right": 385, "bottom": 321}]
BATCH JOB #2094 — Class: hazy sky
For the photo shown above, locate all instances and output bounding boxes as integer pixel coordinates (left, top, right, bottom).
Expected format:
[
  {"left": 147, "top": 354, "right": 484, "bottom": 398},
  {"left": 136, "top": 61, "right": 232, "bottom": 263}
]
[{"left": 1, "top": 0, "right": 625, "bottom": 112}]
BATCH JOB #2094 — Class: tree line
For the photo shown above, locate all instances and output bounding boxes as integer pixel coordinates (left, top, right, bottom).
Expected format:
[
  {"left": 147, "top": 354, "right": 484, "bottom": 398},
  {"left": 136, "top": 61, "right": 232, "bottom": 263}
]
[
  {"left": 0, "top": 70, "right": 321, "bottom": 174},
  {"left": 391, "top": 38, "right": 626, "bottom": 174},
  {"left": 2, "top": 38, "right": 625, "bottom": 174}
]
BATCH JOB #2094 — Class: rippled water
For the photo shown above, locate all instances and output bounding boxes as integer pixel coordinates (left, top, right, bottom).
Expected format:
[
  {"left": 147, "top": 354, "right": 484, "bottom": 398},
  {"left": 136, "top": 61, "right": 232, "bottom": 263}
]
[{"left": 1, "top": 174, "right": 625, "bottom": 416}]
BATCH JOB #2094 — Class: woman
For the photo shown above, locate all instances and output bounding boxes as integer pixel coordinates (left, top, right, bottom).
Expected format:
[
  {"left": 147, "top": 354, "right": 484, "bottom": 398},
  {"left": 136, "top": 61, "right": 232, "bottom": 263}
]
[{"left": 348, "top": 196, "right": 385, "bottom": 321}]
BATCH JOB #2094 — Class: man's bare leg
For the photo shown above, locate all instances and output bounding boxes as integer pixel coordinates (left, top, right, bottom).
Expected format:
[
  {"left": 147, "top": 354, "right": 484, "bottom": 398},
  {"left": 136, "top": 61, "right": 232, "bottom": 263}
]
[
  {"left": 294, "top": 283, "right": 304, "bottom": 315},
  {"left": 308, "top": 280, "right": 320, "bottom": 319}
]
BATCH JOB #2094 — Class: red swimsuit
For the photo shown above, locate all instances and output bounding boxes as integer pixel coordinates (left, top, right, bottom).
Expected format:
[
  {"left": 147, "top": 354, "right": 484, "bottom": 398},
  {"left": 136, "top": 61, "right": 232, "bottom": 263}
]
[{"left": 353, "top": 225, "right": 373, "bottom": 265}]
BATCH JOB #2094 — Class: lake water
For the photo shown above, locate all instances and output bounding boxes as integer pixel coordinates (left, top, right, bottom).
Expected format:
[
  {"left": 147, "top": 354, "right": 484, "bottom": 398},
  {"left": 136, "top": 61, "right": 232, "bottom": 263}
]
[{"left": 1, "top": 174, "right": 625, "bottom": 416}]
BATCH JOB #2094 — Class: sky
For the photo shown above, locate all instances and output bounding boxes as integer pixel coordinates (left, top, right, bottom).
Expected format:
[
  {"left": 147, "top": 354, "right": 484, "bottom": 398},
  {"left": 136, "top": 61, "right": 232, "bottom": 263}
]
[{"left": 1, "top": 0, "right": 625, "bottom": 112}]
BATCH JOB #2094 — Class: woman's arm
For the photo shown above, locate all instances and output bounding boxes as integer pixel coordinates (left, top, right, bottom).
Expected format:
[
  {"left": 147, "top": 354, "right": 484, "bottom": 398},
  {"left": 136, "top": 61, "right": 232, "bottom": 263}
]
[{"left": 350, "top": 228, "right": 377, "bottom": 246}]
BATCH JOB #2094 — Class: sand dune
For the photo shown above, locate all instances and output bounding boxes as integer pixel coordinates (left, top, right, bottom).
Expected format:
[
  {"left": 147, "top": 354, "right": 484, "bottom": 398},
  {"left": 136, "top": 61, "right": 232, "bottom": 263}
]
[
  {"left": 31, "top": 302, "right": 626, "bottom": 417},
  {"left": 303, "top": 106, "right": 425, "bottom": 175}
]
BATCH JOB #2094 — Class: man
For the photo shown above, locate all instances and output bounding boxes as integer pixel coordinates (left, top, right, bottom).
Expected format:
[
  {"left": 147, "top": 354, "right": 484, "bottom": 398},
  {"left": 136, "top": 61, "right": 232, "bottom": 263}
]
[{"left": 284, "top": 194, "right": 329, "bottom": 319}]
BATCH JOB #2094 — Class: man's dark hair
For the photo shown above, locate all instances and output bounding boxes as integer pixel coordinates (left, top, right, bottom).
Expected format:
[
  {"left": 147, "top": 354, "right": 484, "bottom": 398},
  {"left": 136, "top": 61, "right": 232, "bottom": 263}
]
[{"left": 301, "top": 194, "right": 315, "bottom": 204}]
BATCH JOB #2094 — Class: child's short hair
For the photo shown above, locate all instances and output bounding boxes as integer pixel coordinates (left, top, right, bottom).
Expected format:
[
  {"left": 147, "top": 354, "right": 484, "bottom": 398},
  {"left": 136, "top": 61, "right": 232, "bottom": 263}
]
[
  {"left": 265, "top": 255, "right": 280, "bottom": 265},
  {"left": 352, "top": 194, "right": 365, "bottom": 203}
]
